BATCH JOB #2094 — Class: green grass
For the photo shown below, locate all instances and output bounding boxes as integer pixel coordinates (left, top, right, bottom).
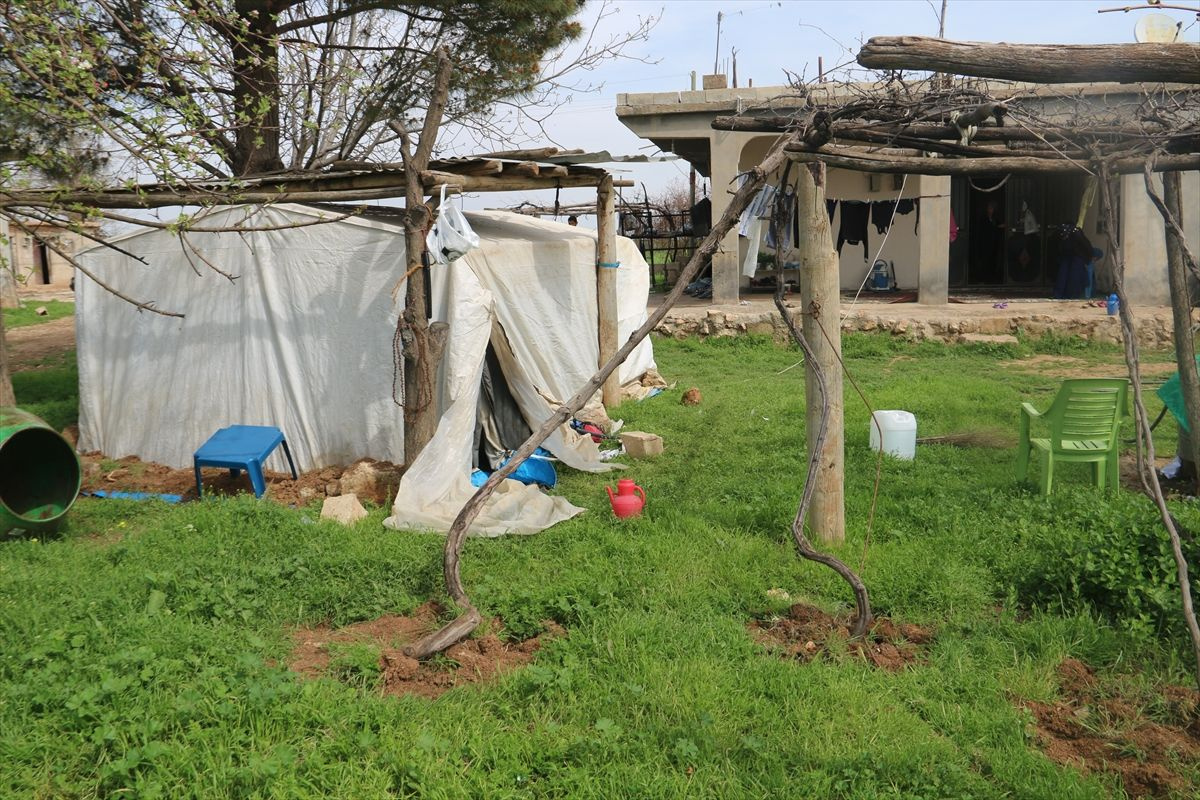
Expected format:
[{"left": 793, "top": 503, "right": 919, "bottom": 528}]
[
  {"left": 1, "top": 333, "right": 1197, "bottom": 799},
  {"left": 2, "top": 300, "right": 74, "bottom": 328},
  {"left": 11, "top": 355, "right": 78, "bottom": 431}
]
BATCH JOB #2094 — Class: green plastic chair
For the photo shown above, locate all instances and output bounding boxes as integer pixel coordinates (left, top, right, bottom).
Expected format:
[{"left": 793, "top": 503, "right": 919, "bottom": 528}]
[{"left": 1016, "top": 378, "right": 1128, "bottom": 494}]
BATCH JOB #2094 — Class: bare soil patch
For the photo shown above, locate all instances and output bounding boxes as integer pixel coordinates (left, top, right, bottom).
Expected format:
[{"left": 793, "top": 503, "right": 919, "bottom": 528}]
[
  {"left": 78, "top": 452, "right": 401, "bottom": 507},
  {"left": 6, "top": 316, "right": 75, "bottom": 369},
  {"left": 749, "top": 603, "right": 933, "bottom": 671},
  {"left": 288, "top": 602, "right": 561, "bottom": 699},
  {"left": 1020, "top": 658, "right": 1200, "bottom": 798}
]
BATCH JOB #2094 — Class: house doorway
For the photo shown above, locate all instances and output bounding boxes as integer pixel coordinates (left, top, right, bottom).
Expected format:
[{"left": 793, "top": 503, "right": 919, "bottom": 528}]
[
  {"left": 33, "top": 240, "right": 51, "bottom": 285},
  {"left": 949, "top": 173, "right": 1092, "bottom": 293}
]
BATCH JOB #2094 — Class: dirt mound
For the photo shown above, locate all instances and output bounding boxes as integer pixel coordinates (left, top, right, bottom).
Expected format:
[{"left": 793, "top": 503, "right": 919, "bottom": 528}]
[
  {"left": 1020, "top": 658, "right": 1200, "bottom": 798},
  {"left": 748, "top": 603, "right": 933, "bottom": 671},
  {"left": 288, "top": 603, "right": 561, "bottom": 699},
  {"left": 79, "top": 453, "right": 402, "bottom": 507}
]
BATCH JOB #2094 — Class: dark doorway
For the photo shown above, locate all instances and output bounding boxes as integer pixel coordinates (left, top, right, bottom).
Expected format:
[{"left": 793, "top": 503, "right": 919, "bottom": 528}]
[
  {"left": 34, "top": 240, "right": 51, "bottom": 285},
  {"left": 949, "top": 173, "right": 1091, "bottom": 292}
]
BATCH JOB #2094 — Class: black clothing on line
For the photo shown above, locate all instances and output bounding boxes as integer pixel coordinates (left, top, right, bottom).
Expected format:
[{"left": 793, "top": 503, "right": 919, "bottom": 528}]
[{"left": 837, "top": 201, "right": 870, "bottom": 260}]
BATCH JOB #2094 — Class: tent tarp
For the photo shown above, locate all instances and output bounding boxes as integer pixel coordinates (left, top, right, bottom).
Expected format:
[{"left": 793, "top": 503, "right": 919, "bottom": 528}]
[
  {"left": 75, "top": 204, "right": 656, "bottom": 535},
  {"left": 77, "top": 204, "right": 407, "bottom": 473}
]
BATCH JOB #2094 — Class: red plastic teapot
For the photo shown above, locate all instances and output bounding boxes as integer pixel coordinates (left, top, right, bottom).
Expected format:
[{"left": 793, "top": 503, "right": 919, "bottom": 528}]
[{"left": 606, "top": 478, "right": 647, "bottom": 519}]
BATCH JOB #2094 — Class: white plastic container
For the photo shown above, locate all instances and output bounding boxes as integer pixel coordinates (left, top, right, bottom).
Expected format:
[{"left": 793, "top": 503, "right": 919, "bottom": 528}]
[{"left": 869, "top": 410, "right": 917, "bottom": 460}]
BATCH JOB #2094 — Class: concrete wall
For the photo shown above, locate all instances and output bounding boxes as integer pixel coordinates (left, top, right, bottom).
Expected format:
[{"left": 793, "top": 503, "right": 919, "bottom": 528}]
[{"left": 1121, "top": 171, "right": 1200, "bottom": 306}]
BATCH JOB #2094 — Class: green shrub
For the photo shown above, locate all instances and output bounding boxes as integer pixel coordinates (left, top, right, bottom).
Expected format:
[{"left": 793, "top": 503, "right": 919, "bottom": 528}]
[{"left": 995, "top": 496, "right": 1200, "bottom": 642}]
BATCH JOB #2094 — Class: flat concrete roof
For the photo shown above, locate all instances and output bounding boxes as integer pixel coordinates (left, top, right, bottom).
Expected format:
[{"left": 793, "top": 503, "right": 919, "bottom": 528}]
[{"left": 617, "top": 80, "right": 1198, "bottom": 118}]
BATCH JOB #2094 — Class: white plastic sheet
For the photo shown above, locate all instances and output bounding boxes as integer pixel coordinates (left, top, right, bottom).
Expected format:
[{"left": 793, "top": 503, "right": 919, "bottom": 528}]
[
  {"left": 74, "top": 204, "right": 657, "bottom": 536},
  {"left": 76, "top": 205, "right": 407, "bottom": 472}
]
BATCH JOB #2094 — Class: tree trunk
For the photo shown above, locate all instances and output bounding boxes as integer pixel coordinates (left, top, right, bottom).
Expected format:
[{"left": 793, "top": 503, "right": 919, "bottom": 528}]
[
  {"left": 230, "top": 1, "right": 285, "bottom": 175},
  {"left": 0, "top": 307, "right": 14, "bottom": 407},
  {"left": 796, "top": 162, "right": 845, "bottom": 544},
  {"left": 857, "top": 36, "right": 1200, "bottom": 85},
  {"left": 396, "top": 48, "right": 454, "bottom": 466},
  {"left": 1161, "top": 171, "right": 1200, "bottom": 492}
]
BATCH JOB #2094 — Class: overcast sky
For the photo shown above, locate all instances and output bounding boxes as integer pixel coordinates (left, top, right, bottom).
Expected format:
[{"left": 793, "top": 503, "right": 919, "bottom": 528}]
[{"left": 455, "top": 0, "right": 1198, "bottom": 221}]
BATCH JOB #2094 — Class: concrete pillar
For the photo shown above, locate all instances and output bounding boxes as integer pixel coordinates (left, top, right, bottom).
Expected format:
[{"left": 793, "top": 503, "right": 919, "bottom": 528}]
[
  {"left": 917, "top": 175, "right": 950, "bottom": 304},
  {"left": 709, "top": 131, "right": 742, "bottom": 304},
  {"left": 1122, "top": 171, "right": 1199, "bottom": 307}
]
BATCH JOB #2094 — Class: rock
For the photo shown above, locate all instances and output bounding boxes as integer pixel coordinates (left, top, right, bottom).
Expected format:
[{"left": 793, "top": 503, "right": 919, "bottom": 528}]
[
  {"left": 619, "top": 430, "right": 664, "bottom": 459},
  {"left": 298, "top": 487, "right": 318, "bottom": 504},
  {"left": 320, "top": 493, "right": 367, "bottom": 525},
  {"left": 960, "top": 333, "right": 1019, "bottom": 346},
  {"left": 338, "top": 460, "right": 402, "bottom": 505},
  {"left": 34, "top": 306, "right": 48, "bottom": 316},
  {"left": 681, "top": 387, "right": 702, "bottom": 406},
  {"left": 325, "top": 480, "right": 341, "bottom": 497},
  {"left": 84, "top": 461, "right": 102, "bottom": 478}
]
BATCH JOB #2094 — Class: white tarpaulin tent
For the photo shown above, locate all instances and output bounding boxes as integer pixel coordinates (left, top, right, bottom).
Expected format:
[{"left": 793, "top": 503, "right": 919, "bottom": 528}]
[{"left": 75, "top": 203, "right": 656, "bottom": 534}]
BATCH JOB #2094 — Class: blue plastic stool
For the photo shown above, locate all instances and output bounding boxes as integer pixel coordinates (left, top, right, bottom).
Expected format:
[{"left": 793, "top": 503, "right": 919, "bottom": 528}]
[{"left": 193, "top": 425, "right": 298, "bottom": 499}]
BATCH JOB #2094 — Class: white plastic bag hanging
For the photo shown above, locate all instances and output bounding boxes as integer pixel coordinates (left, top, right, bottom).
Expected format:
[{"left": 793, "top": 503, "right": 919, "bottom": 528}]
[{"left": 426, "top": 184, "right": 479, "bottom": 264}]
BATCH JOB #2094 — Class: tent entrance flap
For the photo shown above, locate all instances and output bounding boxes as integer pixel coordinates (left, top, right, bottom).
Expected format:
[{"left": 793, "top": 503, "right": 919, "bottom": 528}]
[{"left": 475, "top": 343, "right": 532, "bottom": 470}]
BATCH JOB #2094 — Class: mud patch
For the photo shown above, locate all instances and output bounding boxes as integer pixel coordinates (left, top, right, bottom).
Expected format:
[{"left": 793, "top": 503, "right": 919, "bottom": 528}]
[
  {"left": 748, "top": 603, "right": 933, "bottom": 671},
  {"left": 1021, "top": 658, "right": 1200, "bottom": 798},
  {"left": 79, "top": 453, "right": 401, "bottom": 507},
  {"left": 289, "top": 602, "right": 561, "bottom": 699},
  {"left": 5, "top": 316, "right": 75, "bottom": 370}
]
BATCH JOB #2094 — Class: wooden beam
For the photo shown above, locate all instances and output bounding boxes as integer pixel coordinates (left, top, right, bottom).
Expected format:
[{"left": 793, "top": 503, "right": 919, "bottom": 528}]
[
  {"left": 785, "top": 145, "right": 1200, "bottom": 175},
  {"left": 596, "top": 174, "right": 620, "bottom": 408},
  {"left": 1, "top": 170, "right": 609, "bottom": 209},
  {"left": 796, "top": 162, "right": 844, "bottom": 545},
  {"left": 507, "top": 161, "right": 541, "bottom": 177},
  {"left": 857, "top": 36, "right": 1200, "bottom": 84},
  {"left": 713, "top": 117, "right": 1170, "bottom": 143}
]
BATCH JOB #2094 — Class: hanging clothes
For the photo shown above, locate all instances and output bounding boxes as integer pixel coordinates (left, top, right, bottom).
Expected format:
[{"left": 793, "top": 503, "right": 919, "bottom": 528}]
[
  {"left": 837, "top": 200, "right": 870, "bottom": 259},
  {"left": 826, "top": 199, "right": 838, "bottom": 223},
  {"left": 739, "top": 181, "right": 775, "bottom": 237},
  {"left": 742, "top": 219, "right": 764, "bottom": 278},
  {"left": 766, "top": 186, "right": 795, "bottom": 250},
  {"left": 949, "top": 208, "right": 959, "bottom": 244},
  {"left": 870, "top": 200, "right": 897, "bottom": 235}
]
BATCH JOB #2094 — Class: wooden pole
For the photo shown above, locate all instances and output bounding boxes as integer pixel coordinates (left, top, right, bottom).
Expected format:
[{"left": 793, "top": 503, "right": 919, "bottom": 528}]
[
  {"left": 796, "top": 161, "right": 844, "bottom": 544},
  {"left": 596, "top": 174, "right": 620, "bottom": 408},
  {"left": 857, "top": 36, "right": 1200, "bottom": 84},
  {"left": 1162, "top": 171, "right": 1200, "bottom": 488},
  {"left": 786, "top": 147, "right": 1200, "bottom": 176}
]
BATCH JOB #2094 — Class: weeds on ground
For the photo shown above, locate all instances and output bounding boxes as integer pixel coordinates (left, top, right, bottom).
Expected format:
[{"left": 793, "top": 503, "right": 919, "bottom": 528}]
[{"left": 1, "top": 333, "right": 1197, "bottom": 798}]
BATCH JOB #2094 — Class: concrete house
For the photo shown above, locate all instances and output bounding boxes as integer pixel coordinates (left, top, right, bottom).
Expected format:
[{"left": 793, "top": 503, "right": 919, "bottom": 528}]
[
  {"left": 7, "top": 218, "right": 100, "bottom": 291},
  {"left": 617, "top": 81, "right": 1199, "bottom": 306}
]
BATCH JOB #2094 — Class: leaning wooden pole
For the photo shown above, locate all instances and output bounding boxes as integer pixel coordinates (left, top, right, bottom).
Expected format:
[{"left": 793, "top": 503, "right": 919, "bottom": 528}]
[
  {"left": 796, "top": 162, "right": 845, "bottom": 544},
  {"left": 596, "top": 175, "right": 621, "bottom": 408},
  {"left": 401, "top": 129, "right": 805, "bottom": 659},
  {"left": 1097, "top": 160, "right": 1200, "bottom": 691}
]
